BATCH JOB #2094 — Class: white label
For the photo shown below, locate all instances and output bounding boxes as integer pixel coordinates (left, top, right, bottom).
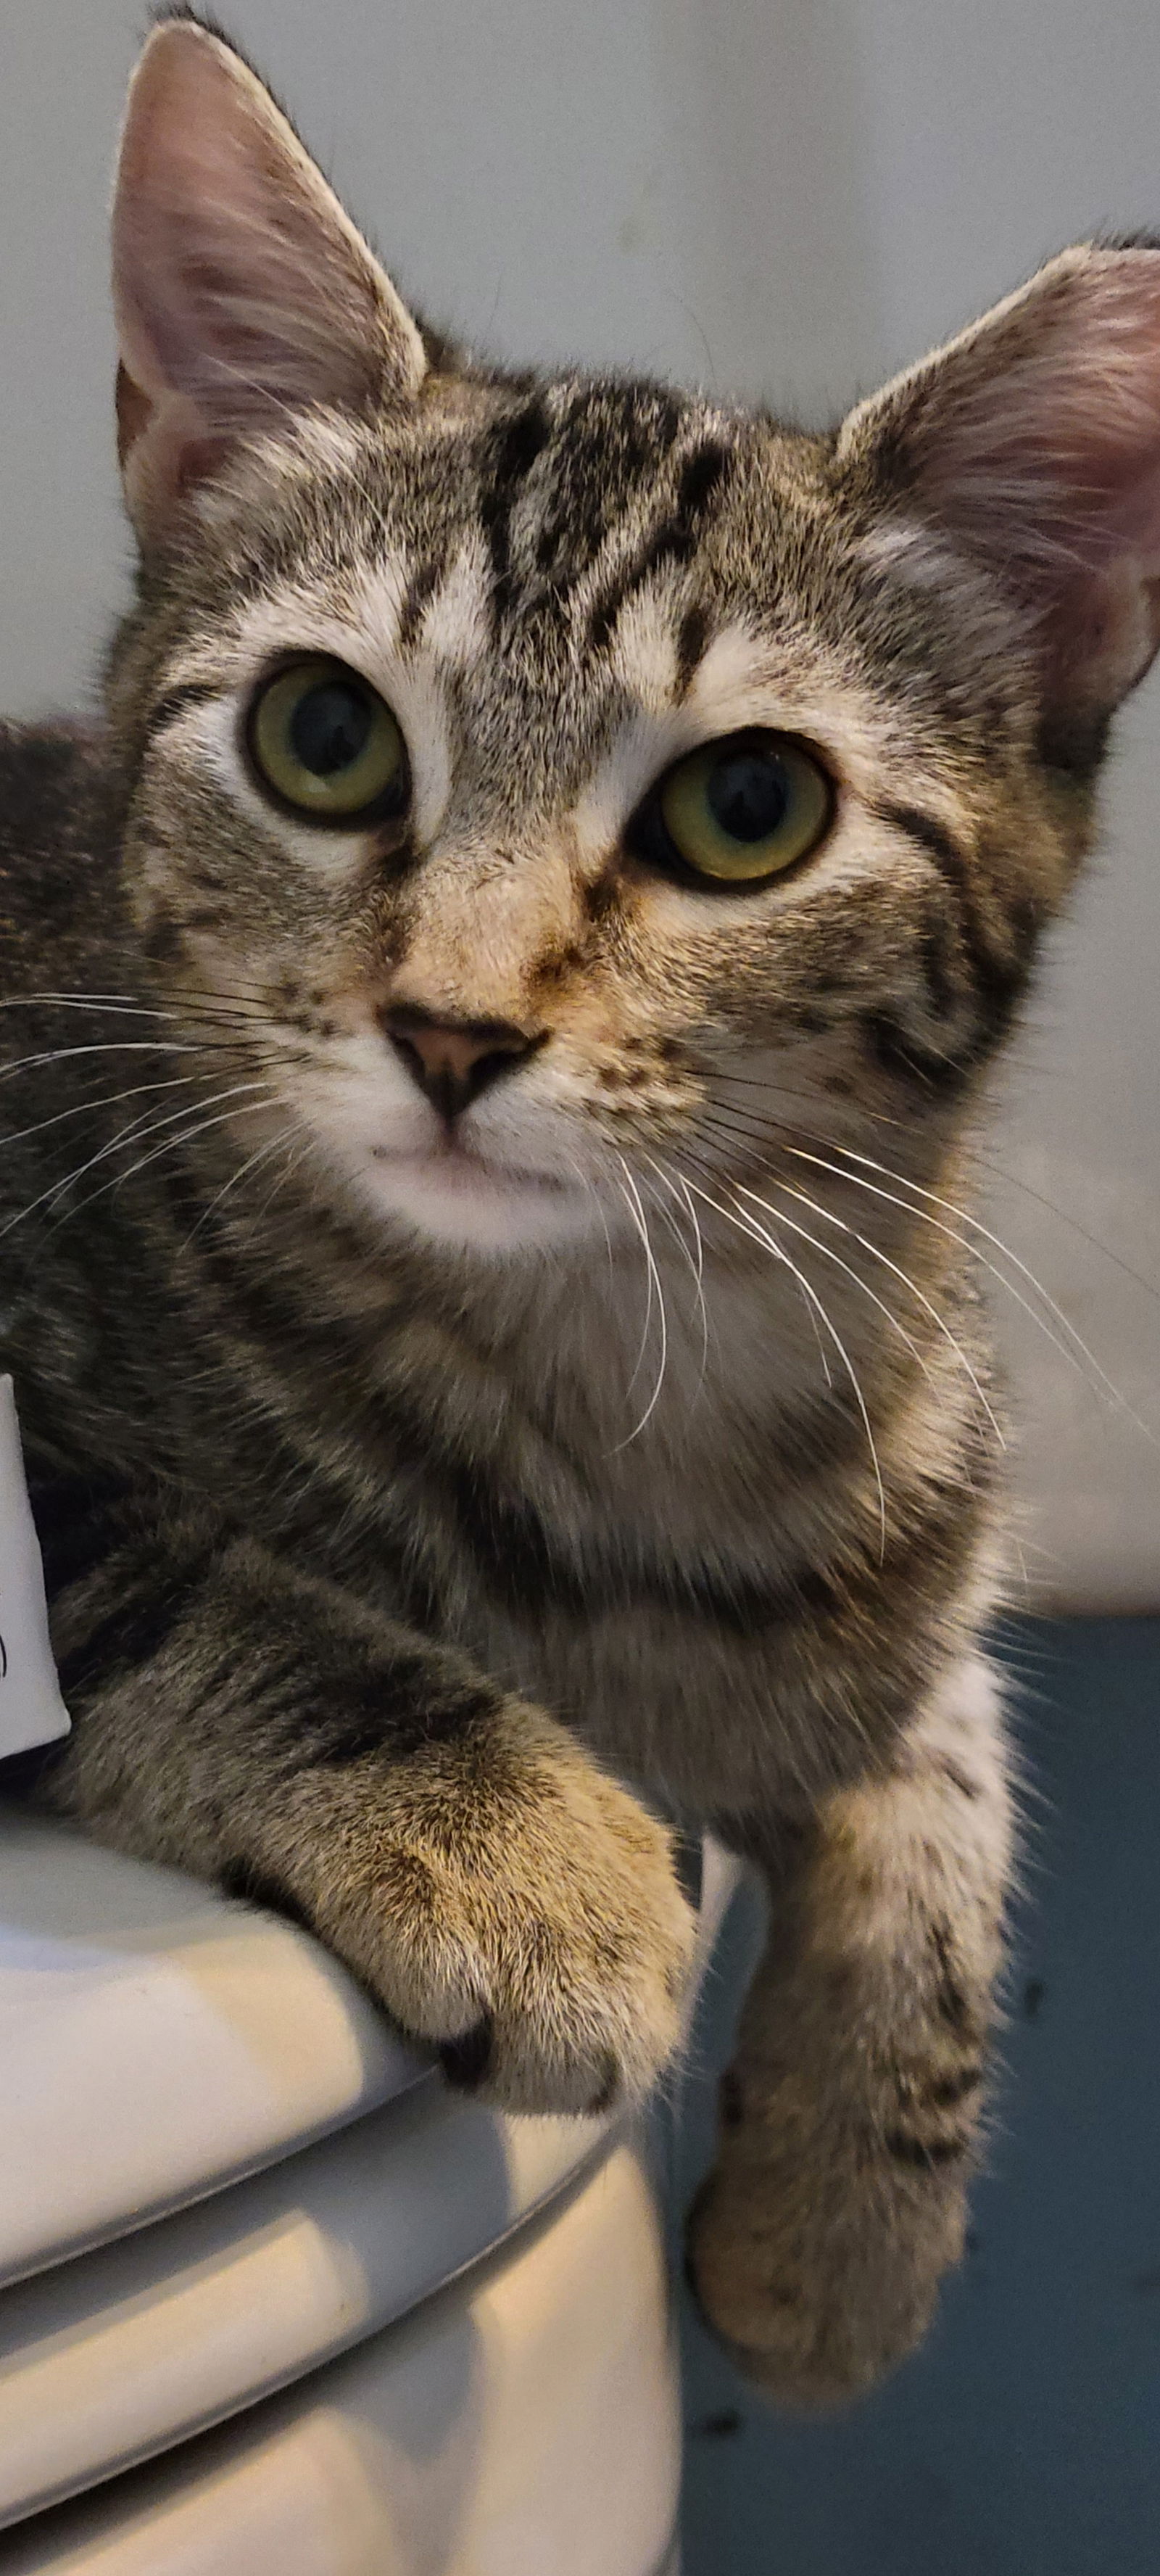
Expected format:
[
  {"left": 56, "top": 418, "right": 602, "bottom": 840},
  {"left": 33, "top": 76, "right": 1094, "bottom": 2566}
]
[{"left": 0, "top": 1376, "right": 71, "bottom": 1759}]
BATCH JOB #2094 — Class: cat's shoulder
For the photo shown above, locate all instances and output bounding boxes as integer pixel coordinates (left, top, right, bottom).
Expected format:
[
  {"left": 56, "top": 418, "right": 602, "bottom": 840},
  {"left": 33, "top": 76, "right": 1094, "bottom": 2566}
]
[
  {"left": 0, "top": 719, "right": 125, "bottom": 978},
  {"left": 0, "top": 717, "right": 112, "bottom": 856}
]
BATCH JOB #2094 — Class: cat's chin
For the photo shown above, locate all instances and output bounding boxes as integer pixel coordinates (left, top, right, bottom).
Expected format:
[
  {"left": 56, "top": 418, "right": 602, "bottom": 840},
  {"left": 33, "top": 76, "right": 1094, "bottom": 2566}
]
[{"left": 352, "top": 1144, "right": 600, "bottom": 1258}]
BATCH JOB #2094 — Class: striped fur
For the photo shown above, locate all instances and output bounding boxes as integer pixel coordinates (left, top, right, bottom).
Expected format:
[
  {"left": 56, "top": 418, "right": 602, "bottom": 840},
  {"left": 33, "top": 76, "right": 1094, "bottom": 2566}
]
[{"left": 2, "top": 15, "right": 1159, "bottom": 2402}]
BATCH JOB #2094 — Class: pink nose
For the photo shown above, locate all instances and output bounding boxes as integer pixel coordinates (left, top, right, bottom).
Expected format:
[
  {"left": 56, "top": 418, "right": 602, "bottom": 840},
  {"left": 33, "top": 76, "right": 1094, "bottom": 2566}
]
[{"left": 381, "top": 1004, "right": 540, "bottom": 1120}]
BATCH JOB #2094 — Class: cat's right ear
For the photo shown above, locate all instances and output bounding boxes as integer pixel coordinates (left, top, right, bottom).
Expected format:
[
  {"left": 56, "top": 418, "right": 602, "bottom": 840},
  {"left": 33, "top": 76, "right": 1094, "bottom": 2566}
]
[{"left": 112, "top": 17, "right": 427, "bottom": 546}]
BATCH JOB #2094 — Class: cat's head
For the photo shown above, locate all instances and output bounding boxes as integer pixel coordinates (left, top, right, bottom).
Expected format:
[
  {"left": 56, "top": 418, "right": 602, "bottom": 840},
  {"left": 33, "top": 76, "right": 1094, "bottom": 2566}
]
[{"left": 105, "top": 15, "right": 1160, "bottom": 1260}]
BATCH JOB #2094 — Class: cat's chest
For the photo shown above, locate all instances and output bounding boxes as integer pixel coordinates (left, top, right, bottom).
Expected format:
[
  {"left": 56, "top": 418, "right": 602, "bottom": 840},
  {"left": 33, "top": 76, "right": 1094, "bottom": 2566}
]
[
  {"left": 405, "top": 1435, "right": 837, "bottom": 1820},
  {"left": 268, "top": 1268, "right": 859, "bottom": 1813},
  {"left": 466, "top": 1574, "right": 813, "bottom": 1821}
]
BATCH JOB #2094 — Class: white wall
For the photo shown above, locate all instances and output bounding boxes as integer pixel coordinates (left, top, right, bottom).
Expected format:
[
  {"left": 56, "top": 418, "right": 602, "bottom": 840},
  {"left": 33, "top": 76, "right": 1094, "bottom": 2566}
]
[{"left": 4, "top": 0, "right": 1160, "bottom": 1605}]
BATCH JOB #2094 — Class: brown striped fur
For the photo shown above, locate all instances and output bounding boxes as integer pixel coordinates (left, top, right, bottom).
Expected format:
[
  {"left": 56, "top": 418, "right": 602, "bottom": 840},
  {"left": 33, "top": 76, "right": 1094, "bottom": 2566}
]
[{"left": 3, "top": 15, "right": 1160, "bottom": 2403}]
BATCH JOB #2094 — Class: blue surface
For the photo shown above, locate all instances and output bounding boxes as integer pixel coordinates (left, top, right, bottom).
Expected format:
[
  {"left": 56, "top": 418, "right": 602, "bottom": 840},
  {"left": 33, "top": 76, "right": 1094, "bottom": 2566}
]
[{"left": 679, "top": 1618, "right": 1160, "bottom": 2575}]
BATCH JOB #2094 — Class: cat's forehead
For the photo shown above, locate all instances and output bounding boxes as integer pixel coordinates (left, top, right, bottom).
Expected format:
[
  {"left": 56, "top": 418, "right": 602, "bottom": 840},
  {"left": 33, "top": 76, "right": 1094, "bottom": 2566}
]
[
  {"left": 197, "top": 372, "right": 833, "bottom": 661},
  {"left": 145, "top": 374, "right": 926, "bottom": 835}
]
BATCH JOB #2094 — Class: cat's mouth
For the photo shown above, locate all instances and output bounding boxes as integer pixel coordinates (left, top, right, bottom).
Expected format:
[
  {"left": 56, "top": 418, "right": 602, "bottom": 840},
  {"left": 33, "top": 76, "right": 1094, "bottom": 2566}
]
[
  {"left": 370, "top": 1139, "right": 571, "bottom": 1195},
  {"left": 361, "top": 1133, "right": 594, "bottom": 1254}
]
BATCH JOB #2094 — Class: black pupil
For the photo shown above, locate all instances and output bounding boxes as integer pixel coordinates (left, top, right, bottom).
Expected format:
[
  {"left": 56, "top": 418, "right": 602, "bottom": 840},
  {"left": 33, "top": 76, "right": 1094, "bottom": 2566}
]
[
  {"left": 706, "top": 748, "right": 789, "bottom": 843},
  {"left": 289, "top": 680, "right": 373, "bottom": 777}
]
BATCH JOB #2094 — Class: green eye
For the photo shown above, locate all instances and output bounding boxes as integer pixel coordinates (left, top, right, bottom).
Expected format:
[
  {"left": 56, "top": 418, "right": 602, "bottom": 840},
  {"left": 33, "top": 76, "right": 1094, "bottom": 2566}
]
[
  {"left": 642, "top": 731, "right": 832, "bottom": 886},
  {"left": 247, "top": 656, "right": 408, "bottom": 822}
]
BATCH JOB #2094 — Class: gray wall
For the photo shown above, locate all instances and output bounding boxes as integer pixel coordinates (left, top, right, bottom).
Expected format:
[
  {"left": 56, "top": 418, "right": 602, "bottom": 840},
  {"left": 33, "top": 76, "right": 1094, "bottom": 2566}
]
[{"left": 5, "top": 0, "right": 1160, "bottom": 1603}]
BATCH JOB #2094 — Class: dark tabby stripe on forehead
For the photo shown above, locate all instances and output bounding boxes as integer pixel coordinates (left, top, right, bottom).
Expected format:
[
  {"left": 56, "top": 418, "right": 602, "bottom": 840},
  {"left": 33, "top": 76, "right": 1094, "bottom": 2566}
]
[
  {"left": 481, "top": 397, "right": 555, "bottom": 623},
  {"left": 474, "top": 377, "right": 740, "bottom": 627},
  {"left": 587, "top": 439, "right": 734, "bottom": 651},
  {"left": 674, "top": 599, "right": 713, "bottom": 700},
  {"left": 395, "top": 557, "right": 444, "bottom": 655},
  {"left": 555, "top": 381, "right": 686, "bottom": 520}
]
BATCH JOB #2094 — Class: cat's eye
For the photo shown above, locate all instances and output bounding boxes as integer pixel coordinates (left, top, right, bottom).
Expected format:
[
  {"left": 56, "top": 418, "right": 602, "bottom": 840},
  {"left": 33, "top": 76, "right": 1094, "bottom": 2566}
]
[
  {"left": 631, "top": 730, "right": 832, "bottom": 888},
  {"left": 246, "top": 656, "right": 408, "bottom": 823}
]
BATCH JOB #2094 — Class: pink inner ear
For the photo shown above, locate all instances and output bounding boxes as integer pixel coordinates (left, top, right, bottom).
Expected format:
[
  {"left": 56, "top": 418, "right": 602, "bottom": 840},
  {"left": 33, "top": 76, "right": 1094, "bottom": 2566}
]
[
  {"left": 115, "top": 47, "right": 380, "bottom": 430},
  {"left": 914, "top": 260, "right": 1160, "bottom": 601},
  {"left": 112, "top": 23, "right": 424, "bottom": 537}
]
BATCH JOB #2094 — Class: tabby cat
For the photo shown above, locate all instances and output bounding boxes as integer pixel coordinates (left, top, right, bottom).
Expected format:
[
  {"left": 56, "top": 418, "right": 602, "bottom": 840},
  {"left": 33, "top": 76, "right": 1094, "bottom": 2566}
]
[{"left": 3, "top": 10, "right": 1159, "bottom": 2407}]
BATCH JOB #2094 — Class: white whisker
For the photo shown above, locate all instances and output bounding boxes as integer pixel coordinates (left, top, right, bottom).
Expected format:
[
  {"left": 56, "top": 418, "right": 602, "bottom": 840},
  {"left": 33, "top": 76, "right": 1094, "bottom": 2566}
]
[
  {"left": 682, "top": 1171, "right": 887, "bottom": 1555},
  {"left": 613, "top": 1159, "right": 670, "bottom": 1448},
  {"left": 0, "top": 1039, "right": 212, "bottom": 1087},
  {"left": 44, "top": 1093, "right": 279, "bottom": 1240},
  {"left": 763, "top": 1176, "right": 1006, "bottom": 1451},
  {"left": 0, "top": 1069, "right": 225, "bottom": 1153},
  {"left": 178, "top": 1118, "right": 302, "bottom": 1255},
  {"left": 738, "top": 1178, "right": 935, "bottom": 1391},
  {"left": 787, "top": 1143, "right": 1156, "bottom": 1447},
  {"left": 638, "top": 1153, "right": 710, "bottom": 1383},
  {"left": 2, "top": 1080, "right": 273, "bottom": 1244}
]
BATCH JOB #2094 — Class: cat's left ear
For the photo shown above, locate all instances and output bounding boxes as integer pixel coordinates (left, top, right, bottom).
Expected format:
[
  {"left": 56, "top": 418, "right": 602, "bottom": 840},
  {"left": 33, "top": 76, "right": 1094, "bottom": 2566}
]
[
  {"left": 839, "top": 244, "right": 1160, "bottom": 738},
  {"left": 112, "top": 17, "right": 427, "bottom": 545}
]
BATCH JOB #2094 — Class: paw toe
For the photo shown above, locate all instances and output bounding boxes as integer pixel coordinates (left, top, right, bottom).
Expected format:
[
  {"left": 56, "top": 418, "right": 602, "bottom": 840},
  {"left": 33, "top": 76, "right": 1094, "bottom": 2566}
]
[{"left": 439, "top": 2013, "right": 495, "bottom": 2092}]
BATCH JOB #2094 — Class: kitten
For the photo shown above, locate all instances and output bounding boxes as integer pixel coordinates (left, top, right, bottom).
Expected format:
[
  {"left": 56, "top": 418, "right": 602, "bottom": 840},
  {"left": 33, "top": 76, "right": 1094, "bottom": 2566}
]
[{"left": 2, "top": 11, "right": 1159, "bottom": 2408}]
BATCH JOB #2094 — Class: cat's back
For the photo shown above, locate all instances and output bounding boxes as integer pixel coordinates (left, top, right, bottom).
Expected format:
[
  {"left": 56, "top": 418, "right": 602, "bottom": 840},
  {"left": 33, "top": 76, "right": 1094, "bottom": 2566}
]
[
  {"left": 0, "top": 720, "right": 171, "bottom": 1466},
  {"left": 0, "top": 719, "right": 123, "bottom": 992},
  {"left": 0, "top": 714, "right": 141, "bottom": 1308}
]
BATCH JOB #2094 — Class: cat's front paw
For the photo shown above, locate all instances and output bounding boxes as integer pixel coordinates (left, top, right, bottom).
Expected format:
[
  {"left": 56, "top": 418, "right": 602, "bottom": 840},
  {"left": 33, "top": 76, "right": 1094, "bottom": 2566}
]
[
  {"left": 685, "top": 2089, "right": 969, "bottom": 2408},
  {"left": 270, "top": 1709, "right": 697, "bottom": 2116}
]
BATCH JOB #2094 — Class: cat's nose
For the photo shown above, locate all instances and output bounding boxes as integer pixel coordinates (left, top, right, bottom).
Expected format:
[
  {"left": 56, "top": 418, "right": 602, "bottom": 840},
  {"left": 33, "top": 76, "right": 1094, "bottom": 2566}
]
[{"left": 381, "top": 1002, "right": 542, "bottom": 1121}]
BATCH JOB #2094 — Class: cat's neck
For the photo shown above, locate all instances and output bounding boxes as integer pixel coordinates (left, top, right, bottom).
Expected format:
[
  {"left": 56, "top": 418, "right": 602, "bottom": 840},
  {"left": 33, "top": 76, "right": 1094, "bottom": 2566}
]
[{"left": 227, "top": 1164, "right": 950, "bottom": 1549}]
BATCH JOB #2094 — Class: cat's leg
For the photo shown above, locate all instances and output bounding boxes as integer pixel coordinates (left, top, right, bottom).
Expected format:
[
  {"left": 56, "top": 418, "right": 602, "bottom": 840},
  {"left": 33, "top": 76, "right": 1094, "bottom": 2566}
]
[
  {"left": 29, "top": 1500, "right": 695, "bottom": 2115},
  {"left": 687, "top": 1650, "right": 1012, "bottom": 2405}
]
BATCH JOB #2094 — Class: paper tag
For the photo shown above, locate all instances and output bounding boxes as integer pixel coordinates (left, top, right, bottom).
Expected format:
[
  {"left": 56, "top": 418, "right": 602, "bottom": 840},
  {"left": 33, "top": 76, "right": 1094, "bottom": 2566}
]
[{"left": 0, "top": 1376, "right": 71, "bottom": 1758}]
